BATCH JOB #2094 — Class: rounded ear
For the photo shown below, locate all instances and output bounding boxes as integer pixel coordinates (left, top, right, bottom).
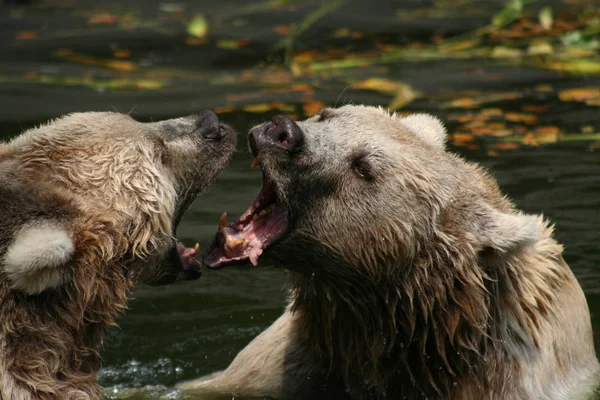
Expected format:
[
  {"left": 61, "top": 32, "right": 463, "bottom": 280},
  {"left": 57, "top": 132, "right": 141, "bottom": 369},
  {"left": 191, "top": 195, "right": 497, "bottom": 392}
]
[
  {"left": 400, "top": 114, "right": 447, "bottom": 149},
  {"left": 477, "top": 207, "right": 541, "bottom": 258},
  {"left": 3, "top": 221, "right": 74, "bottom": 294}
]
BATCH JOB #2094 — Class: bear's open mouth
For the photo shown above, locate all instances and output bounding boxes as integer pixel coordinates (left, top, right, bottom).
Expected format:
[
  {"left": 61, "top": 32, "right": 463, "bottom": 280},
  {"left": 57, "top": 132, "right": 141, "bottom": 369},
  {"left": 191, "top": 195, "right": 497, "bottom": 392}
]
[
  {"left": 203, "top": 173, "right": 289, "bottom": 269},
  {"left": 173, "top": 242, "right": 201, "bottom": 272}
]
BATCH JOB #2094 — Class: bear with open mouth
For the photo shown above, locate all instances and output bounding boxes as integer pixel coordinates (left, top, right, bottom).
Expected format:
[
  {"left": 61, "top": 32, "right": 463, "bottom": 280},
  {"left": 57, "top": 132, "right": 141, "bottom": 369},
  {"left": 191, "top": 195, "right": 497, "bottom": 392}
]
[
  {"left": 179, "top": 105, "right": 600, "bottom": 400},
  {"left": 0, "top": 110, "right": 236, "bottom": 400}
]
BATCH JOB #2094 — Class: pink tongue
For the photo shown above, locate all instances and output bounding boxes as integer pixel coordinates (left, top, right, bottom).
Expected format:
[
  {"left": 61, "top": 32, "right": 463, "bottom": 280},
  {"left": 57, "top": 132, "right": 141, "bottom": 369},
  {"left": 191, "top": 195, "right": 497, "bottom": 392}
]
[{"left": 221, "top": 227, "right": 263, "bottom": 266}]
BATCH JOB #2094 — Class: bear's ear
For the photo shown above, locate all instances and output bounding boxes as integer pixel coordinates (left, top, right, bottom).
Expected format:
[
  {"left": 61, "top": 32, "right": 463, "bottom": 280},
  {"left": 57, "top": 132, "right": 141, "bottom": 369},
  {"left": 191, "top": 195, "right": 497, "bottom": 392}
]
[
  {"left": 476, "top": 207, "right": 541, "bottom": 258},
  {"left": 400, "top": 114, "right": 447, "bottom": 149},
  {"left": 3, "top": 220, "right": 74, "bottom": 294}
]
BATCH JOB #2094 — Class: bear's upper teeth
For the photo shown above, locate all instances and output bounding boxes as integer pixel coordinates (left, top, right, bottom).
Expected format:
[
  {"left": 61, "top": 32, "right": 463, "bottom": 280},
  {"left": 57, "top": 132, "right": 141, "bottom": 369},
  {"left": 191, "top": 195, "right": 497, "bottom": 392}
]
[
  {"left": 219, "top": 212, "right": 229, "bottom": 229},
  {"left": 251, "top": 156, "right": 261, "bottom": 168}
]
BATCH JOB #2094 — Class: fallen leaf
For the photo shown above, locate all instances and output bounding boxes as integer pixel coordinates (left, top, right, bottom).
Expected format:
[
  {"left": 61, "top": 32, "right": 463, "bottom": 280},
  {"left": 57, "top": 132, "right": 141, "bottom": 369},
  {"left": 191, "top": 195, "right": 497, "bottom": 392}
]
[
  {"left": 15, "top": 31, "right": 37, "bottom": 40},
  {"left": 113, "top": 49, "right": 132, "bottom": 58},
  {"left": 353, "top": 78, "right": 419, "bottom": 110},
  {"left": 217, "top": 39, "right": 250, "bottom": 49},
  {"left": 303, "top": 101, "right": 325, "bottom": 116},
  {"left": 185, "top": 37, "right": 207, "bottom": 46},
  {"left": 493, "top": 142, "right": 519, "bottom": 150},
  {"left": 559, "top": 87, "right": 600, "bottom": 102},
  {"left": 214, "top": 105, "right": 236, "bottom": 113},
  {"left": 273, "top": 25, "right": 291, "bottom": 36},
  {"left": 188, "top": 14, "right": 208, "bottom": 38},
  {"left": 538, "top": 6, "right": 553, "bottom": 30},
  {"left": 451, "top": 133, "right": 475, "bottom": 144},
  {"left": 491, "top": 46, "right": 522, "bottom": 58},
  {"left": 88, "top": 14, "right": 120, "bottom": 24}
]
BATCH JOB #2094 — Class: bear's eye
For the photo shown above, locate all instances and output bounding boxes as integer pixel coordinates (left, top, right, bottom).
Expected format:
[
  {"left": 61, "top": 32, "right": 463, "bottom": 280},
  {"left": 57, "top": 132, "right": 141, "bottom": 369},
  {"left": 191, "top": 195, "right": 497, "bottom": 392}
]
[
  {"left": 316, "top": 109, "right": 335, "bottom": 122},
  {"left": 350, "top": 154, "right": 373, "bottom": 181}
]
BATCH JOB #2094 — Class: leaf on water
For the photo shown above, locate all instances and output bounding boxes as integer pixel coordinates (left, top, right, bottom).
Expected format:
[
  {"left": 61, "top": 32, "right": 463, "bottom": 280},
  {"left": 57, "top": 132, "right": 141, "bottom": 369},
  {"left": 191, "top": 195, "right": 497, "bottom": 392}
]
[
  {"left": 491, "top": 46, "right": 522, "bottom": 58},
  {"left": 185, "top": 37, "right": 207, "bottom": 46},
  {"left": 522, "top": 105, "right": 548, "bottom": 112},
  {"left": 273, "top": 25, "right": 291, "bottom": 36},
  {"left": 113, "top": 49, "right": 132, "bottom": 58},
  {"left": 55, "top": 48, "right": 74, "bottom": 56},
  {"left": 303, "top": 101, "right": 325, "bottom": 116},
  {"left": 217, "top": 39, "right": 250, "bottom": 49},
  {"left": 88, "top": 14, "right": 121, "bottom": 24},
  {"left": 450, "top": 133, "right": 475, "bottom": 144},
  {"left": 15, "top": 31, "right": 38, "bottom": 40},
  {"left": 56, "top": 53, "right": 139, "bottom": 71},
  {"left": 353, "top": 78, "right": 419, "bottom": 110},
  {"left": 558, "top": 87, "right": 600, "bottom": 102},
  {"left": 332, "top": 28, "right": 351, "bottom": 38},
  {"left": 538, "top": 6, "right": 553, "bottom": 30},
  {"left": 541, "top": 59, "right": 600, "bottom": 75},
  {"left": 187, "top": 14, "right": 208, "bottom": 38},
  {"left": 214, "top": 105, "right": 236, "bottom": 113},
  {"left": 443, "top": 92, "right": 520, "bottom": 109},
  {"left": 242, "top": 102, "right": 295, "bottom": 113},
  {"left": 504, "top": 112, "right": 539, "bottom": 124},
  {"left": 526, "top": 41, "right": 553, "bottom": 55},
  {"left": 16, "top": 74, "right": 165, "bottom": 91},
  {"left": 493, "top": 142, "right": 519, "bottom": 150},
  {"left": 135, "top": 79, "right": 164, "bottom": 89}
]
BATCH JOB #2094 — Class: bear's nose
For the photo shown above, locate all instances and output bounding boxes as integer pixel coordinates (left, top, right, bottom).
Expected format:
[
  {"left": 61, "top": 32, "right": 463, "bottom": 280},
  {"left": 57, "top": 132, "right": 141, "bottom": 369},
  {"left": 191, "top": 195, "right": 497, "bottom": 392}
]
[
  {"left": 196, "top": 109, "right": 224, "bottom": 141},
  {"left": 250, "top": 115, "right": 304, "bottom": 154}
]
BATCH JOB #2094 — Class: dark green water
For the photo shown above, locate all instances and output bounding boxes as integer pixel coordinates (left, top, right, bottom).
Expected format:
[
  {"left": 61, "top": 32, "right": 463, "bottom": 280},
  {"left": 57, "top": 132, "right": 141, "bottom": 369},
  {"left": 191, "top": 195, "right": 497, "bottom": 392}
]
[{"left": 1, "top": 0, "right": 600, "bottom": 398}]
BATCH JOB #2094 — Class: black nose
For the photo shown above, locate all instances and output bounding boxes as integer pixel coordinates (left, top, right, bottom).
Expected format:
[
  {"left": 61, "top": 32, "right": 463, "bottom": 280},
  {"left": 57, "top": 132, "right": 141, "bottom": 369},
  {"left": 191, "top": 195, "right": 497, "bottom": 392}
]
[
  {"left": 196, "top": 109, "right": 224, "bottom": 141},
  {"left": 250, "top": 115, "right": 304, "bottom": 154}
]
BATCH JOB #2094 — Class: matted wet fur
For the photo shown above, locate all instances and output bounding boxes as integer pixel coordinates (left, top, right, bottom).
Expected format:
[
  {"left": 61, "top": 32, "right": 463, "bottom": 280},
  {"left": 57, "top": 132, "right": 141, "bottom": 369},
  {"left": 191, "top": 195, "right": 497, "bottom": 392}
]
[
  {"left": 178, "top": 105, "right": 600, "bottom": 400},
  {"left": 0, "top": 111, "right": 236, "bottom": 399}
]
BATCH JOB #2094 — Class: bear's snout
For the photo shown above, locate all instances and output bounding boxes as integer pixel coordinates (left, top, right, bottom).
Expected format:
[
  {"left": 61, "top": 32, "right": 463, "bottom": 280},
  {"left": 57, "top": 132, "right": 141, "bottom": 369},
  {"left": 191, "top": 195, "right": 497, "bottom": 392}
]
[
  {"left": 195, "top": 109, "right": 234, "bottom": 142},
  {"left": 250, "top": 114, "right": 304, "bottom": 154}
]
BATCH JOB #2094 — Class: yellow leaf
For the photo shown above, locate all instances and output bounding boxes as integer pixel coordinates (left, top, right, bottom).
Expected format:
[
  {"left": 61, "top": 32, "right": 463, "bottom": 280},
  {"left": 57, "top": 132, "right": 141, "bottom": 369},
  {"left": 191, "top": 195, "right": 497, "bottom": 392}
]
[
  {"left": 538, "top": 6, "right": 553, "bottom": 30},
  {"left": 559, "top": 88, "right": 600, "bottom": 102},
  {"left": 188, "top": 14, "right": 208, "bottom": 38},
  {"left": 353, "top": 78, "right": 419, "bottom": 110}
]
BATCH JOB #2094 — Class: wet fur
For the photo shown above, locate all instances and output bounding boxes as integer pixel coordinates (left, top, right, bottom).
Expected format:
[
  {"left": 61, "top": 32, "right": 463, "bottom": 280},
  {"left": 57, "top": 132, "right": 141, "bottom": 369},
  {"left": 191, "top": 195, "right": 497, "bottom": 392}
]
[
  {"left": 0, "top": 112, "right": 235, "bottom": 399},
  {"left": 179, "top": 105, "right": 599, "bottom": 399}
]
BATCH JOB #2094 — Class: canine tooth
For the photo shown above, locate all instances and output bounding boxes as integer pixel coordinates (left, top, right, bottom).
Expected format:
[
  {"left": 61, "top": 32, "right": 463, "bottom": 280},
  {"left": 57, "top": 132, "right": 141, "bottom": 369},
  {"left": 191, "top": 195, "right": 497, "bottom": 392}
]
[
  {"left": 193, "top": 243, "right": 200, "bottom": 252},
  {"left": 227, "top": 237, "right": 245, "bottom": 248},
  {"left": 251, "top": 156, "right": 261, "bottom": 168},
  {"left": 219, "top": 212, "right": 228, "bottom": 229}
]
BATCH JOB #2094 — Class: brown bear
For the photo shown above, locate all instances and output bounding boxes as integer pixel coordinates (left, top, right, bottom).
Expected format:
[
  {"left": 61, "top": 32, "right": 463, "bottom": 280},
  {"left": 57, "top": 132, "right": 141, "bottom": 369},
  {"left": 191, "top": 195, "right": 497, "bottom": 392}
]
[
  {"left": 0, "top": 110, "right": 236, "bottom": 400},
  {"left": 178, "top": 105, "right": 600, "bottom": 399}
]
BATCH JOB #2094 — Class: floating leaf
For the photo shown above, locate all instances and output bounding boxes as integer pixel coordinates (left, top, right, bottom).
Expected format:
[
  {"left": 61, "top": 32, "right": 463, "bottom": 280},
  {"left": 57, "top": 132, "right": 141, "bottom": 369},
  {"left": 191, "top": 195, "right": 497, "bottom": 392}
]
[
  {"left": 353, "top": 78, "right": 419, "bottom": 110},
  {"left": 15, "top": 31, "right": 37, "bottom": 40},
  {"left": 113, "top": 49, "right": 132, "bottom": 58},
  {"left": 538, "top": 6, "right": 553, "bottom": 30},
  {"left": 558, "top": 87, "right": 600, "bottom": 102},
  {"left": 491, "top": 46, "right": 522, "bottom": 58},
  {"left": 273, "top": 25, "right": 291, "bottom": 36},
  {"left": 88, "top": 14, "right": 120, "bottom": 24},
  {"left": 217, "top": 39, "right": 250, "bottom": 49},
  {"left": 303, "top": 101, "right": 325, "bottom": 116},
  {"left": 242, "top": 102, "right": 295, "bottom": 113},
  {"left": 541, "top": 59, "right": 600, "bottom": 75},
  {"left": 55, "top": 53, "right": 139, "bottom": 71},
  {"left": 187, "top": 14, "right": 208, "bottom": 38},
  {"left": 527, "top": 41, "right": 553, "bottom": 55}
]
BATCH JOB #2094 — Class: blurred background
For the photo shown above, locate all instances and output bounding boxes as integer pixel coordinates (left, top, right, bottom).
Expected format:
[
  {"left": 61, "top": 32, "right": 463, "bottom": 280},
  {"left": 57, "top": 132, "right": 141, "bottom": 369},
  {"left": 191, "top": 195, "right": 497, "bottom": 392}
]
[{"left": 1, "top": 0, "right": 600, "bottom": 398}]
